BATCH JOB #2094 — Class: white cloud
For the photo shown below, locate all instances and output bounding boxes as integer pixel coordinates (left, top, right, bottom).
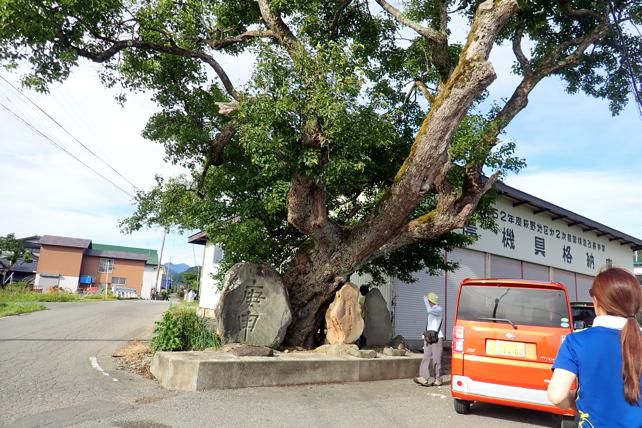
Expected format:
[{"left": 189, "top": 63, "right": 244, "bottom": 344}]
[
  {"left": 505, "top": 171, "right": 642, "bottom": 239},
  {"left": 0, "top": 63, "right": 200, "bottom": 264}
]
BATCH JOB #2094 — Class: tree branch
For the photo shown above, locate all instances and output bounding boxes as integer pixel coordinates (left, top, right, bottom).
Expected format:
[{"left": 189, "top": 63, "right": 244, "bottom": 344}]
[
  {"left": 207, "top": 29, "right": 276, "bottom": 50},
  {"left": 329, "top": 0, "right": 355, "bottom": 39},
  {"left": 374, "top": 0, "right": 443, "bottom": 43},
  {"left": 257, "top": 0, "right": 301, "bottom": 54},
  {"left": 559, "top": 0, "right": 599, "bottom": 18},
  {"left": 512, "top": 25, "right": 532, "bottom": 76},
  {"left": 374, "top": 0, "right": 451, "bottom": 81},
  {"left": 492, "top": 17, "right": 609, "bottom": 130},
  {"left": 60, "top": 31, "right": 240, "bottom": 100},
  {"left": 414, "top": 79, "right": 435, "bottom": 105},
  {"left": 196, "top": 122, "right": 237, "bottom": 197},
  {"left": 373, "top": 172, "right": 500, "bottom": 258}
]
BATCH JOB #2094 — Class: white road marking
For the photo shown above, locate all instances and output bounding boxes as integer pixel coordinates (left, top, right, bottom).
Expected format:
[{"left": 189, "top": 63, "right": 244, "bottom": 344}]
[
  {"left": 90, "top": 356, "right": 118, "bottom": 383},
  {"left": 89, "top": 356, "right": 104, "bottom": 373}
]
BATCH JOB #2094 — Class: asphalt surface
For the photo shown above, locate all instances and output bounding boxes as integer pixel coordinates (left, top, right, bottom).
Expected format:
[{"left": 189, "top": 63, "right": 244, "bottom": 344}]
[{"left": 0, "top": 301, "right": 560, "bottom": 428}]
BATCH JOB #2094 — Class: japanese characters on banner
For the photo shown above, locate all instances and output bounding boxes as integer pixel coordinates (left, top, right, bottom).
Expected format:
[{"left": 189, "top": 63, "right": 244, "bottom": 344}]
[{"left": 463, "top": 197, "right": 634, "bottom": 276}]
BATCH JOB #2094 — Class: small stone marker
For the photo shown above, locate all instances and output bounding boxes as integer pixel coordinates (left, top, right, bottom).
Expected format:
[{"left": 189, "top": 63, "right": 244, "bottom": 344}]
[
  {"left": 314, "top": 343, "right": 358, "bottom": 355},
  {"left": 387, "top": 335, "right": 409, "bottom": 350},
  {"left": 383, "top": 347, "right": 406, "bottom": 357},
  {"left": 346, "top": 348, "right": 377, "bottom": 359},
  {"left": 215, "top": 263, "right": 292, "bottom": 348},
  {"left": 325, "top": 282, "right": 364, "bottom": 345},
  {"left": 362, "top": 288, "right": 393, "bottom": 346}
]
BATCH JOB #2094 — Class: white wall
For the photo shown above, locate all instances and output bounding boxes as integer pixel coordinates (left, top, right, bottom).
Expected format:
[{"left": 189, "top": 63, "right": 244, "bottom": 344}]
[
  {"left": 198, "top": 241, "right": 223, "bottom": 316},
  {"left": 467, "top": 197, "right": 634, "bottom": 275},
  {"left": 141, "top": 265, "right": 159, "bottom": 299},
  {"left": 34, "top": 273, "right": 79, "bottom": 292}
]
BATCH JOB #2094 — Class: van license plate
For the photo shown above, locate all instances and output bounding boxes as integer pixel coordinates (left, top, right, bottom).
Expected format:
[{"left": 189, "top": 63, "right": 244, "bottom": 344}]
[{"left": 487, "top": 340, "right": 526, "bottom": 358}]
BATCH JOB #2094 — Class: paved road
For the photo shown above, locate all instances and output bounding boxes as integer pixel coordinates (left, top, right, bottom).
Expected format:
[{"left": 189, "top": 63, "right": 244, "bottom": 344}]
[
  {"left": 0, "top": 300, "right": 172, "bottom": 427},
  {"left": 0, "top": 301, "right": 559, "bottom": 428}
]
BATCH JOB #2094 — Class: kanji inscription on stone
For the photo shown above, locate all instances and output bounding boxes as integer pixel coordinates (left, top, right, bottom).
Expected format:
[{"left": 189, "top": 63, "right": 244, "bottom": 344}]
[
  {"left": 243, "top": 285, "right": 267, "bottom": 307},
  {"left": 239, "top": 311, "right": 260, "bottom": 341}
]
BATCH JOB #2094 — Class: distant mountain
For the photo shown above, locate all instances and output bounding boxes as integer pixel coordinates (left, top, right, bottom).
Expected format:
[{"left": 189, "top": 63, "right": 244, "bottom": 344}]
[
  {"left": 175, "top": 266, "right": 201, "bottom": 283},
  {"left": 162, "top": 262, "right": 191, "bottom": 278}
]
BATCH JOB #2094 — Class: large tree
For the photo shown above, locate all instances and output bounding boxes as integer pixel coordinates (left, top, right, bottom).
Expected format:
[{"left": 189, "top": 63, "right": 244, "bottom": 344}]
[{"left": 1, "top": 0, "right": 640, "bottom": 346}]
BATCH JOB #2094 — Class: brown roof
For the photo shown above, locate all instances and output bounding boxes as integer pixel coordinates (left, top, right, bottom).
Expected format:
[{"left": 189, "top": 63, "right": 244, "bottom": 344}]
[
  {"left": 187, "top": 231, "right": 208, "bottom": 245},
  {"left": 40, "top": 235, "right": 91, "bottom": 249}
]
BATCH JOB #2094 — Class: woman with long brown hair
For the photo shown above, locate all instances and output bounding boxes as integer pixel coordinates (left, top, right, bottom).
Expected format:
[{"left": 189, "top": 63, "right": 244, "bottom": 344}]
[{"left": 548, "top": 267, "right": 642, "bottom": 427}]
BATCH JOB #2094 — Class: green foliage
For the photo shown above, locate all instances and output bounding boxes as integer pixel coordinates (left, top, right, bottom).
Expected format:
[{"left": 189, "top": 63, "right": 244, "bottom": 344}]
[
  {"left": 0, "top": 234, "right": 31, "bottom": 265},
  {"left": 0, "top": 302, "right": 47, "bottom": 317},
  {"left": 178, "top": 267, "right": 200, "bottom": 290},
  {"left": 0, "top": 283, "right": 117, "bottom": 302},
  {"left": 151, "top": 305, "right": 221, "bottom": 352},
  {"left": 1, "top": 0, "right": 639, "bottom": 290}
]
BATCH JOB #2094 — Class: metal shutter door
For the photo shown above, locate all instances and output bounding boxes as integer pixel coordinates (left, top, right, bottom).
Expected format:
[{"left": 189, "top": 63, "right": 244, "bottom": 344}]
[
  {"left": 523, "top": 262, "right": 549, "bottom": 281},
  {"left": 445, "top": 248, "right": 486, "bottom": 340},
  {"left": 393, "top": 269, "right": 444, "bottom": 341},
  {"left": 490, "top": 255, "right": 522, "bottom": 279},
  {"left": 576, "top": 274, "right": 594, "bottom": 302},
  {"left": 552, "top": 268, "right": 577, "bottom": 300}
]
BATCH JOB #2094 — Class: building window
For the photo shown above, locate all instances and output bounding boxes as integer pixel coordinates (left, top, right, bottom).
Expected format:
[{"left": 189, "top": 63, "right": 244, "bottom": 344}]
[
  {"left": 112, "top": 277, "right": 127, "bottom": 286},
  {"left": 213, "top": 246, "right": 224, "bottom": 264},
  {"left": 99, "top": 258, "right": 114, "bottom": 273}
]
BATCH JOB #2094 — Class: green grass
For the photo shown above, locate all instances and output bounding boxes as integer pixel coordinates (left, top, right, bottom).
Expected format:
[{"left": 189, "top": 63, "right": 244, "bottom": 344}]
[
  {"left": 0, "top": 302, "right": 47, "bottom": 317},
  {"left": 0, "top": 283, "right": 119, "bottom": 302}
]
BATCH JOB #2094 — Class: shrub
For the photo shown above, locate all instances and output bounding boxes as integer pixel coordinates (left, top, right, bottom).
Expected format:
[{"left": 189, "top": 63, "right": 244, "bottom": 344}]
[{"left": 151, "top": 306, "right": 221, "bottom": 352}]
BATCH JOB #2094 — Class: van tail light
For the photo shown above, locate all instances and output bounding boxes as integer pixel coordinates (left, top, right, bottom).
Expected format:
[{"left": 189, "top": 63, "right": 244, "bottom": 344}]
[{"left": 453, "top": 326, "right": 464, "bottom": 353}]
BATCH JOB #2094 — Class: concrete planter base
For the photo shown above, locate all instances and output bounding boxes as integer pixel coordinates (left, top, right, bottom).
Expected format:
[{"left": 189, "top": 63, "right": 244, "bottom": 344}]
[{"left": 150, "top": 350, "right": 423, "bottom": 391}]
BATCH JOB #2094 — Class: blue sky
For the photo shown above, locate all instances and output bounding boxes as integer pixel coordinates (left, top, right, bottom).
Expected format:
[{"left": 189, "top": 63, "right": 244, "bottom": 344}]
[{"left": 0, "top": 7, "right": 640, "bottom": 264}]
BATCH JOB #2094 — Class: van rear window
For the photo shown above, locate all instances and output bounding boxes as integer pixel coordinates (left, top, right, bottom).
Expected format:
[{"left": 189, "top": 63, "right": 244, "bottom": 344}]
[{"left": 457, "top": 285, "right": 569, "bottom": 328}]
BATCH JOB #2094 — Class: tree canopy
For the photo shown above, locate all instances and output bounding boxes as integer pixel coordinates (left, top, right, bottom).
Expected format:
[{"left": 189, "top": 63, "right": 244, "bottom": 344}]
[
  {"left": 1, "top": 0, "right": 640, "bottom": 345},
  {"left": 0, "top": 234, "right": 31, "bottom": 266}
]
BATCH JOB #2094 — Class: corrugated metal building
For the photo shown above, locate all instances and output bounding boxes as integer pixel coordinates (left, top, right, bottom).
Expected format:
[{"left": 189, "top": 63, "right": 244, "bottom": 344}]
[{"left": 358, "top": 182, "right": 642, "bottom": 342}]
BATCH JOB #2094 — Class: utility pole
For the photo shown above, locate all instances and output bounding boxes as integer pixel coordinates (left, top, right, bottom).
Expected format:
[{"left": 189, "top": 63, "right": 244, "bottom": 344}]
[{"left": 154, "top": 229, "right": 167, "bottom": 297}]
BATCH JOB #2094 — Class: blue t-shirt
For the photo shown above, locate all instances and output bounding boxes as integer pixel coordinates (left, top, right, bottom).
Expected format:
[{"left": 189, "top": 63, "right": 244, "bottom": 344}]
[{"left": 553, "top": 326, "right": 642, "bottom": 428}]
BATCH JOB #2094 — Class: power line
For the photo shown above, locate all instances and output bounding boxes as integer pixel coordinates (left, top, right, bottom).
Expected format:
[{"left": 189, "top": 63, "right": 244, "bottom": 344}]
[
  {"left": 0, "top": 74, "right": 141, "bottom": 191},
  {"left": 0, "top": 99, "right": 135, "bottom": 198}
]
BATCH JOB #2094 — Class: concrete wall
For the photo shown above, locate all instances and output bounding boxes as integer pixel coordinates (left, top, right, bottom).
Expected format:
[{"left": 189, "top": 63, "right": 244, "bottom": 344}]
[
  {"left": 198, "top": 241, "right": 223, "bottom": 317},
  {"left": 141, "top": 265, "right": 160, "bottom": 299}
]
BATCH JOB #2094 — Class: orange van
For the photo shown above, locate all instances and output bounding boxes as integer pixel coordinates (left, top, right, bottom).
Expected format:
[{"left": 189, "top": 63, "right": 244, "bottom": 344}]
[{"left": 450, "top": 278, "right": 576, "bottom": 426}]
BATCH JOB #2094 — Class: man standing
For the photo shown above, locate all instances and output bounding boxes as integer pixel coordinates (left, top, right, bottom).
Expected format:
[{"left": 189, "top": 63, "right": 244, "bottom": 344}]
[{"left": 413, "top": 292, "right": 444, "bottom": 387}]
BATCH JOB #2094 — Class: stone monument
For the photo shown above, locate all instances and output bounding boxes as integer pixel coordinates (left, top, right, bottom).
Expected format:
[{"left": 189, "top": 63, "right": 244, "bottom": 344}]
[
  {"left": 214, "top": 263, "right": 292, "bottom": 348},
  {"left": 325, "top": 282, "right": 364, "bottom": 344},
  {"left": 363, "top": 288, "right": 393, "bottom": 346}
]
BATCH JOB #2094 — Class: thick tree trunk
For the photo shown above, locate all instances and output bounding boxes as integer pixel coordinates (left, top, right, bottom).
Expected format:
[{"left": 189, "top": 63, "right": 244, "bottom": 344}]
[
  {"left": 280, "top": 0, "right": 520, "bottom": 349},
  {"left": 281, "top": 251, "right": 349, "bottom": 348}
]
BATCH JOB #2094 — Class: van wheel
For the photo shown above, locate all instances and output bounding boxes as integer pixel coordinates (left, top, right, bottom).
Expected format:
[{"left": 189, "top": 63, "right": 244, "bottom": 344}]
[{"left": 453, "top": 399, "right": 471, "bottom": 415}]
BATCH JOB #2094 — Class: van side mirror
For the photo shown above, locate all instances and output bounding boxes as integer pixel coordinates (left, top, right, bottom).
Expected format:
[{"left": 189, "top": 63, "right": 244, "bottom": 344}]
[{"left": 573, "top": 320, "right": 586, "bottom": 330}]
